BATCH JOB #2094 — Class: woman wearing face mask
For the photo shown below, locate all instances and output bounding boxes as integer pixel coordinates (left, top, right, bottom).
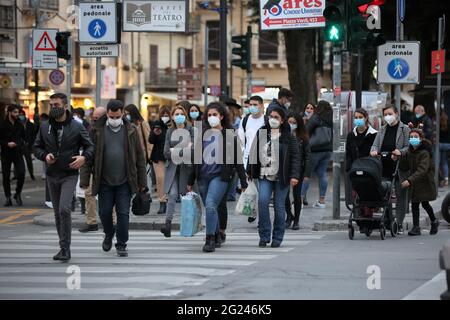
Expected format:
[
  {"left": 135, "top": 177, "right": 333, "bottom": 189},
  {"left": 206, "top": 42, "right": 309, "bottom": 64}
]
[
  {"left": 248, "top": 107, "right": 300, "bottom": 247},
  {"left": 345, "top": 108, "right": 377, "bottom": 171},
  {"left": 303, "top": 103, "right": 315, "bottom": 125},
  {"left": 370, "top": 105, "right": 410, "bottom": 233},
  {"left": 188, "top": 104, "right": 203, "bottom": 125},
  {"left": 398, "top": 129, "right": 439, "bottom": 236},
  {"left": 148, "top": 106, "right": 171, "bottom": 214},
  {"left": 408, "top": 105, "right": 433, "bottom": 141},
  {"left": 187, "top": 102, "right": 248, "bottom": 253},
  {"left": 285, "top": 112, "right": 311, "bottom": 230},
  {"left": 160, "top": 106, "right": 195, "bottom": 237}
]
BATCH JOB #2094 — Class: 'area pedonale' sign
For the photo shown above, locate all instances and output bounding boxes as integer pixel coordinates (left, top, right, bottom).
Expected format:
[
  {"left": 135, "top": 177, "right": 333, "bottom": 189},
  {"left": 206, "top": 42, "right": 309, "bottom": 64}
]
[{"left": 260, "top": 0, "right": 325, "bottom": 31}]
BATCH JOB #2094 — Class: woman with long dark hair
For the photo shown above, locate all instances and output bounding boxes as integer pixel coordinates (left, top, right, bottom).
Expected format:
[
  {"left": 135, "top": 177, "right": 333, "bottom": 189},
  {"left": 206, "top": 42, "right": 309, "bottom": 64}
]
[
  {"left": 248, "top": 106, "right": 300, "bottom": 247},
  {"left": 187, "top": 102, "right": 248, "bottom": 253},
  {"left": 188, "top": 104, "right": 203, "bottom": 124},
  {"left": 285, "top": 112, "right": 311, "bottom": 230}
]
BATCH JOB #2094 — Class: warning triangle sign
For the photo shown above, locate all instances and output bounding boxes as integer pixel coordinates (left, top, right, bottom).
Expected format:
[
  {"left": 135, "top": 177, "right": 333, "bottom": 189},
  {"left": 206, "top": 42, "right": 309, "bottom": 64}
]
[{"left": 35, "top": 31, "right": 56, "bottom": 51}]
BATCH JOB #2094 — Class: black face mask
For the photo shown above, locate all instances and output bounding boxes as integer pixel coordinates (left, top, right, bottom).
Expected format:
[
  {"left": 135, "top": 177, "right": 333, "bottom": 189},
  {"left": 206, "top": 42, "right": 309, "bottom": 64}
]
[{"left": 49, "top": 107, "right": 65, "bottom": 119}]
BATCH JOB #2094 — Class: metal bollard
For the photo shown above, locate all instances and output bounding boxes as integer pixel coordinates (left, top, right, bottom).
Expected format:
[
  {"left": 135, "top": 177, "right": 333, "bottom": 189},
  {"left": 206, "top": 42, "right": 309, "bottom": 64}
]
[{"left": 439, "top": 240, "right": 450, "bottom": 300}]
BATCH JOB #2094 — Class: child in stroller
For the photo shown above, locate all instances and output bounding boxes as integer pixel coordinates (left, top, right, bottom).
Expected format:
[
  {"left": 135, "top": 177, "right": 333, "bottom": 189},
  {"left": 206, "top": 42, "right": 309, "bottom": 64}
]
[{"left": 347, "top": 153, "right": 400, "bottom": 240}]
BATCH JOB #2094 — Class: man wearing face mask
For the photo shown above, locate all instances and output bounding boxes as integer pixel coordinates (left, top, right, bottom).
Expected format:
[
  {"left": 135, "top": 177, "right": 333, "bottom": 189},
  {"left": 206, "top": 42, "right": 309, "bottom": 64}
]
[
  {"left": 265, "top": 88, "right": 293, "bottom": 116},
  {"left": 18, "top": 108, "right": 37, "bottom": 181},
  {"left": 80, "top": 100, "right": 147, "bottom": 257},
  {"left": 0, "top": 104, "right": 26, "bottom": 206},
  {"left": 370, "top": 105, "right": 411, "bottom": 233},
  {"left": 33, "top": 93, "right": 94, "bottom": 261}
]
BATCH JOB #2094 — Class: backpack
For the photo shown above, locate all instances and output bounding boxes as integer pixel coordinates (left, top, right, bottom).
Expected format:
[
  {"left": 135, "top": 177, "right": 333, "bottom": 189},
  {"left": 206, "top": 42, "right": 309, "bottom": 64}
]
[{"left": 242, "top": 114, "right": 268, "bottom": 145}]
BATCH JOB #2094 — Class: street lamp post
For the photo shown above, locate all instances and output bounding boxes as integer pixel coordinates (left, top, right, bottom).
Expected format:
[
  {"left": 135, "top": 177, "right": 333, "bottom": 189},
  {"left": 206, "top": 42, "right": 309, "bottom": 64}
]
[{"left": 219, "top": 0, "right": 227, "bottom": 97}]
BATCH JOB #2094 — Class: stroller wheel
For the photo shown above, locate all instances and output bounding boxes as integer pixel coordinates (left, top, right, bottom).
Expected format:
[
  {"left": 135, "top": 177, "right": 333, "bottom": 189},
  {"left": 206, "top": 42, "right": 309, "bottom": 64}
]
[
  {"left": 390, "top": 220, "right": 398, "bottom": 237},
  {"left": 348, "top": 226, "right": 355, "bottom": 240},
  {"left": 365, "top": 228, "right": 372, "bottom": 237},
  {"left": 380, "top": 226, "right": 386, "bottom": 240}
]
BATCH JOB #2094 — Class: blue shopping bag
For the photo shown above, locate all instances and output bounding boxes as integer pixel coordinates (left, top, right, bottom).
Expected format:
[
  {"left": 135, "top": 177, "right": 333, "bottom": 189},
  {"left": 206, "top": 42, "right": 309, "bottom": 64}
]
[{"left": 180, "top": 192, "right": 203, "bottom": 237}]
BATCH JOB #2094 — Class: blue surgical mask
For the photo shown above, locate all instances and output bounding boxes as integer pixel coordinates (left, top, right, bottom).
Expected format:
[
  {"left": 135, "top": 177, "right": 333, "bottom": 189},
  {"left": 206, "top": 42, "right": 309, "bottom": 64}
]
[
  {"left": 304, "top": 111, "right": 311, "bottom": 117},
  {"left": 126, "top": 114, "right": 132, "bottom": 121},
  {"left": 174, "top": 114, "right": 186, "bottom": 125},
  {"left": 190, "top": 111, "right": 199, "bottom": 120},
  {"left": 290, "top": 123, "right": 297, "bottom": 131},
  {"left": 354, "top": 119, "right": 365, "bottom": 127},
  {"left": 415, "top": 113, "right": 422, "bottom": 119},
  {"left": 19, "top": 115, "right": 26, "bottom": 122},
  {"left": 250, "top": 106, "right": 259, "bottom": 115},
  {"left": 243, "top": 107, "right": 250, "bottom": 116},
  {"left": 409, "top": 137, "right": 421, "bottom": 147}
]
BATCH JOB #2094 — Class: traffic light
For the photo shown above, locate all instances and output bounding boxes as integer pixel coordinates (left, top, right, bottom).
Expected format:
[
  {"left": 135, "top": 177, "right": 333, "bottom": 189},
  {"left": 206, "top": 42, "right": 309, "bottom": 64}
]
[
  {"left": 231, "top": 26, "right": 252, "bottom": 73},
  {"left": 56, "top": 32, "right": 71, "bottom": 60},
  {"left": 347, "top": 0, "right": 385, "bottom": 51},
  {"left": 323, "top": 0, "right": 346, "bottom": 43}
]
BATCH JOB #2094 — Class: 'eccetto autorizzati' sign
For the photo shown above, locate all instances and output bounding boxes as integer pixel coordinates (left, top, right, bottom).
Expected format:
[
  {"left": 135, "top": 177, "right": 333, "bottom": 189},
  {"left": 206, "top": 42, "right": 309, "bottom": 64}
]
[{"left": 122, "top": 0, "right": 188, "bottom": 32}]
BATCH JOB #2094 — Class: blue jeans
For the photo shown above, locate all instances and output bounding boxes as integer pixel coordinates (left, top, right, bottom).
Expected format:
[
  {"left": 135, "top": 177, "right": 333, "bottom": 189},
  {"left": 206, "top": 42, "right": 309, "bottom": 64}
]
[
  {"left": 258, "top": 178, "right": 290, "bottom": 244},
  {"left": 301, "top": 151, "right": 331, "bottom": 198},
  {"left": 98, "top": 182, "right": 132, "bottom": 248},
  {"left": 440, "top": 143, "right": 450, "bottom": 180},
  {"left": 198, "top": 175, "right": 229, "bottom": 235}
]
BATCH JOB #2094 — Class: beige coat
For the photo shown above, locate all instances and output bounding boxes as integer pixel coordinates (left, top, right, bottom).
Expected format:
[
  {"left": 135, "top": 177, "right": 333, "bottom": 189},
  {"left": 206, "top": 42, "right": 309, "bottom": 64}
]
[{"left": 137, "top": 121, "right": 152, "bottom": 162}]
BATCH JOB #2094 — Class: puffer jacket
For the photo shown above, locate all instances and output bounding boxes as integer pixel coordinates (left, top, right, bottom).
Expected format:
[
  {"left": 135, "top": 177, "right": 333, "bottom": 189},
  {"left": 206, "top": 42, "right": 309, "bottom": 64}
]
[
  {"left": 80, "top": 115, "right": 147, "bottom": 196},
  {"left": 399, "top": 140, "right": 436, "bottom": 202},
  {"left": 33, "top": 110, "right": 94, "bottom": 178}
]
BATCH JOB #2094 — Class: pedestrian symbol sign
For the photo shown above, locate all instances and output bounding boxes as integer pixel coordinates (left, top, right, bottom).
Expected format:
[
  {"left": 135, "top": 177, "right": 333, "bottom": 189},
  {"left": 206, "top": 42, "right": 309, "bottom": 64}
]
[
  {"left": 377, "top": 41, "right": 420, "bottom": 84},
  {"left": 387, "top": 58, "right": 409, "bottom": 80},
  {"left": 88, "top": 19, "right": 107, "bottom": 39},
  {"left": 79, "top": 2, "right": 117, "bottom": 44},
  {"left": 35, "top": 31, "right": 56, "bottom": 51}
]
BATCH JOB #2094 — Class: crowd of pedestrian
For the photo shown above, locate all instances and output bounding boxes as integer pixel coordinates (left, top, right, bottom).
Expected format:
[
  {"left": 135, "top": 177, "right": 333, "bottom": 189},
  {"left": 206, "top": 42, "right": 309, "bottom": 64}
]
[{"left": 1, "top": 88, "right": 449, "bottom": 261}]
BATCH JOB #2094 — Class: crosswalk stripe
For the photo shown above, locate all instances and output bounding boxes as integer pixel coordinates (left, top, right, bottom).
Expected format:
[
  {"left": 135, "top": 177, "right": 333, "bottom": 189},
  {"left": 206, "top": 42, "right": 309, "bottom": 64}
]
[
  {"left": 0, "top": 276, "right": 208, "bottom": 286},
  {"left": 0, "top": 252, "right": 276, "bottom": 260},
  {"left": 0, "top": 266, "right": 236, "bottom": 276},
  {"left": 0, "top": 287, "right": 182, "bottom": 298},
  {"left": 0, "top": 258, "right": 257, "bottom": 266},
  {"left": 0, "top": 244, "right": 295, "bottom": 253},
  {"left": 41, "top": 230, "right": 322, "bottom": 236},
  {"left": 0, "top": 239, "right": 311, "bottom": 246}
]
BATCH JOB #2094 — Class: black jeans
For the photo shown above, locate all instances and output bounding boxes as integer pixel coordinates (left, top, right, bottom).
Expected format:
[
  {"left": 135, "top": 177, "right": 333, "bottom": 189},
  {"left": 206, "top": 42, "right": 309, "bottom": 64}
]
[
  {"left": 22, "top": 146, "right": 34, "bottom": 178},
  {"left": 1, "top": 155, "right": 25, "bottom": 197},
  {"left": 411, "top": 201, "right": 436, "bottom": 227},
  {"left": 285, "top": 183, "right": 303, "bottom": 224}
]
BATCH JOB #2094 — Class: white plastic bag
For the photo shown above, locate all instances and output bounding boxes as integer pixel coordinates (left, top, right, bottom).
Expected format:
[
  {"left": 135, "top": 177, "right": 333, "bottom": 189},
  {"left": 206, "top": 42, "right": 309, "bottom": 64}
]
[
  {"left": 75, "top": 176, "right": 85, "bottom": 198},
  {"left": 235, "top": 181, "right": 258, "bottom": 217}
]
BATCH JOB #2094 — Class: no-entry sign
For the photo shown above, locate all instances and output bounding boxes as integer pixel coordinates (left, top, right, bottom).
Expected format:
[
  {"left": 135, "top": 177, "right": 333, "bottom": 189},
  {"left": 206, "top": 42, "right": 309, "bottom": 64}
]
[{"left": 260, "top": 0, "right": 325, "bottom": 31}]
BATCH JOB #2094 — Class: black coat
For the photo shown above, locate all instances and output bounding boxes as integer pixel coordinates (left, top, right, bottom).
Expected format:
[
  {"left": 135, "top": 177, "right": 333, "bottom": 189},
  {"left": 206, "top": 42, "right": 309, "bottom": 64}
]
[
  {"left": 0, "top": 118, "right": 26, "bottom": 159},
  {"left": 187, "top": 129, "right": 248, "bottom": 189},
  {"left": 22, "top": 120, "right": 37, "bottom": 148},
  {"left": 345, "top": 126, "right": 378, "bottom": 171},
  {"left": 411, "top": 114, "right": 433, "bottom": 141},
  {"left": 295, "top": 136, "right": 312, "bottom": 179},
  {"left": 33, "top": 111, "right": 94, "bottom": 178},
  {"left": 247, "top": 125, "right": 300, "bottom": 186},
  {"left": 306, "top": 112, "right": 333, "bottom": 152},
  {"left": 148, "top": 120, "right": 168, "bottom": 163}
]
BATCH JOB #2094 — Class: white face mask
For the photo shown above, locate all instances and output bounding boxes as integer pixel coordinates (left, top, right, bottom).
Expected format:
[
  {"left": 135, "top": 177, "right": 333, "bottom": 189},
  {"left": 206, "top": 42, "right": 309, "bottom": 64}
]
[
  {"left": 269, "top": 118, "right": 281, "bottom": 129},
  {"left": 107, "top": 117, "right": 123, "bottom": 128},
  {"left": 384, "top": 115, "right": 396, "bottom": 126},
  {"left": 208, "top": 116, "right": 221, "bottom": 128},
  {"left": 161, "top": 116, "right": 170, "bottom": 124},
  {"left": 284, "top": 102, "right": 291, "bottom": 108},
  {"left": 73, "top": 115, "right": 83, "bottom": 124}
]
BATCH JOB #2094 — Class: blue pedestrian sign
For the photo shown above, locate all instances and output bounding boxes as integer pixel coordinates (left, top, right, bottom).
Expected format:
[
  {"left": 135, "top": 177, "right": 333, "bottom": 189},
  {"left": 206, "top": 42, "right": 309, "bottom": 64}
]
[
  {"left": 387, "top": 58, "right": 409, "bottom": 80},
  {"left": 88, "top": 19, "right": 107, "bottom": 39},
  {"left": 79, "top": 2, "right": 117, "bottom": 44}
]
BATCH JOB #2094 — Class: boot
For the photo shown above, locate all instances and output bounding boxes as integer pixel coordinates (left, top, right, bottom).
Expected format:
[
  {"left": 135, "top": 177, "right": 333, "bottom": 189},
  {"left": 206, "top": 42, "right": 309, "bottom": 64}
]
[
  {"left": 430, "top": 220, "right": 439, "bottom": 235},
  {"left": 4, "top": 197, "right": 12, "bottom": 207},
  {"left": 285, "top": 214, "right": 293, "bottom": 229},
  {"left": 214, "top": 232, "right": 222, "bottom": 248},
  {"left": 160, "top": 219, "right": 172, "bottom": 238},
  {"left": 157, "top": 202, "right": 167, "bottom": 215},
  {"left": 292, "top": 200, "right": 301, "bottom": 230},
  {"left": 408, "top": 226, "right": 421, "bottom": 236},
  {"left": 219, "top": 229, "right": 226, "bottom": 243},
  {"left": 13, "top": 194, "right": 23, "bottom": 206},
  {"left": 202, "top": 235, "right": 215, "bottom": 252},
  {"left": 59, "top": 248, "right": 71, "bottom": 262},
  {"left": 53, "top": 249, "right": 63, "bottom": 261}
]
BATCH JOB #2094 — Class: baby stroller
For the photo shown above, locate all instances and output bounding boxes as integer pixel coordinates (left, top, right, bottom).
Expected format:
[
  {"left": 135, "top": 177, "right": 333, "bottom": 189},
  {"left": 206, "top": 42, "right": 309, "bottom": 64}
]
[{"left": 347, "top": 153, "right": 399, "bottom": 240}]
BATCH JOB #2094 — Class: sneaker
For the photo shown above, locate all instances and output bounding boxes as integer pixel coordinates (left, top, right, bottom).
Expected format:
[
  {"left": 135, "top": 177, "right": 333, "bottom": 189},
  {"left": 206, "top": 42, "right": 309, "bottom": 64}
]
[
  {"left": 444, "top": 179, "right": 449, "bottom": 187},
  {"left": 258, "top": 240, "right": 268, "bottom": 248},
  {"left": 79, "top": 224, "right": 99, "bottom": 233},
  {"left": 292, "top": 223, "right": 300, "bottom": 230},
  {"left": 45, "top": 201, "right": 53, "bottom": 209},
  {"left": 248, "top": 216, "right": 256, "bottom": 223},
  {"left": 430, "top": 220, "right": 439, "bottom": 235},
  {"left": 302, "top": 197, "right": 308, "bottom": 206},
  {"left": 312, "top": 201, "right": 326, "bottom": 209},
  {"left": 116, "top": 246, "right": 128, "bottom": 257},
  {"left": 271, "top": 241, "right": 281, "bottom": 248},
  {"left": 408, "top": 226, "right": 421, "bottom": 236}
]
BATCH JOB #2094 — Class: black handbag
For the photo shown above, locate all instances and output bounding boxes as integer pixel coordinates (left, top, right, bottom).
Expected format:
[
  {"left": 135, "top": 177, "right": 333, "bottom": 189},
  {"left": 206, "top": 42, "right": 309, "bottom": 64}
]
[
  {"left": 309, "top": 123, "right": 332, "bottom": 150},
  {"left": 132, "top": 189, "right": 151, "bottom": 216}
]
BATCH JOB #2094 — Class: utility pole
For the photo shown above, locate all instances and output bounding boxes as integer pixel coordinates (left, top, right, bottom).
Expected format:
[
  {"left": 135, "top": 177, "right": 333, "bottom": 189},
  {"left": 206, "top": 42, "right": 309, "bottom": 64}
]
[
  {"left": 96, "top": 57, "right": 101, "bottom": 108},
  {"left": 33, "top": 0, "right": 41, "bottom": 124},
  {"left": 395, "top": 0, "right": 404, "bottom": 115},
  {"left": 435, "top": 16, "right": 445, "bottom": 189},
  {"left": 204, "top": 24, "right": 209, "bottom": 108},
  {"left": 66, "top": 38, "right": 72, "bottom": 111},
  {"left": 332, "top": 45, "right": 342, "bottom": 220},
  {"left": 219, "top": 0, "right": 227, "bottom": 97},
  {"left": 246, "top": 26, "right": 253, "bottom": 99},
  {"left": 355, "top": 48, "right": 363, "bottom": 109}
]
